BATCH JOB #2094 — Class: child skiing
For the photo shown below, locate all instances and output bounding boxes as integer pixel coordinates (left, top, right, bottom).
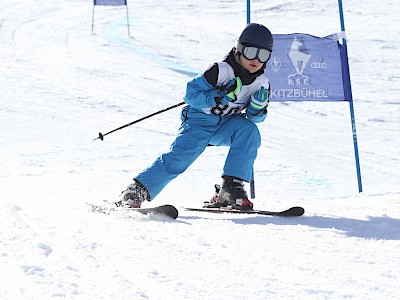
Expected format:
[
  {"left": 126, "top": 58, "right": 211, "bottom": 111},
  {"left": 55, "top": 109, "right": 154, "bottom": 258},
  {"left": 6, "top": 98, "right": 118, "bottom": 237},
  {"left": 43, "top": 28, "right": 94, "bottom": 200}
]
[{"left": 119, "top": 23, "right": 273, "bottom": 210}]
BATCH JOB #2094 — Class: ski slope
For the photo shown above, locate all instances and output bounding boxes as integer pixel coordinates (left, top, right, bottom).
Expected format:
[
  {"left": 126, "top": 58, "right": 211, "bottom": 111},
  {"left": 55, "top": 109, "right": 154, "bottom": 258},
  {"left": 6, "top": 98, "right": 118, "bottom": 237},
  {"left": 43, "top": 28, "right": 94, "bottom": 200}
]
[{"left": 1, "top": 0, "right": 400, "bottom": 299}]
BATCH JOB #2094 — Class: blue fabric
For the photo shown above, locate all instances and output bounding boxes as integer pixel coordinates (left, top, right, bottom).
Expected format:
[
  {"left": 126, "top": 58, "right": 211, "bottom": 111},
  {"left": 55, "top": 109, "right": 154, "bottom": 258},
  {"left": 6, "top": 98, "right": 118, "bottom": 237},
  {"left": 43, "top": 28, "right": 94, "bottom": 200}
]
[
  {"left": 184, "top": 73, "right": 267, "bottom": 123},
  {"left": 183, "top": 75, "right": 220, "bottom": 109},
  {"left": 339, "top": 44, "right": 353, "bottom": 101},
  {"left": 135, "top": 107, "right": 261, "bottom": 200},
  {"left": 246, "top": 106, "right": 267, "bottom": 123},
  {"left": 94, "top": 0, "right": 127, "bottom": 5},
  {"left": 266, "top": 33, "right": 346, "bottom": 102}
]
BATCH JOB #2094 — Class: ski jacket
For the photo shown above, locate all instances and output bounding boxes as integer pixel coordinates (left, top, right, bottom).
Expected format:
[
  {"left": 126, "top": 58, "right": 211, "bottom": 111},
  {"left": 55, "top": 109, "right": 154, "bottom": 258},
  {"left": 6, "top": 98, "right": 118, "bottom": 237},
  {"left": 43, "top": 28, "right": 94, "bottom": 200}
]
[{"left": 183, "top": 49, "right": 269, "bottom": 123}]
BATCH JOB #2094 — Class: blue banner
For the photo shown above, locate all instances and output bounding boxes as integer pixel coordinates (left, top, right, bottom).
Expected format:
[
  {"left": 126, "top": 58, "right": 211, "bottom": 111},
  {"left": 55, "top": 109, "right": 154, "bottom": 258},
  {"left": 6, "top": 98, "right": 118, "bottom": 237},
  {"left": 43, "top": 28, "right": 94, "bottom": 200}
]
[
  {"left": 266, "top": 33, "right": 350, "bottom": 102},
  {"left": 94, "top": 0, "right": 127, "bottom": 5}
]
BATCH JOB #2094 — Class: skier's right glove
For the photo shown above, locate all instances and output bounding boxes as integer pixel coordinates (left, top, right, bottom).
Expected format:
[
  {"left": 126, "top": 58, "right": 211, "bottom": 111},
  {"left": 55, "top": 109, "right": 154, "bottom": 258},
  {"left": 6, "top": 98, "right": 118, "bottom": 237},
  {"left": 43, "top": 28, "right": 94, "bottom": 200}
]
[
  {"left": 209, "top": 77, "right": 242, "bottom": 106},
  {"left": 247, "top": 86, "right": 269, "bottom": 115}
]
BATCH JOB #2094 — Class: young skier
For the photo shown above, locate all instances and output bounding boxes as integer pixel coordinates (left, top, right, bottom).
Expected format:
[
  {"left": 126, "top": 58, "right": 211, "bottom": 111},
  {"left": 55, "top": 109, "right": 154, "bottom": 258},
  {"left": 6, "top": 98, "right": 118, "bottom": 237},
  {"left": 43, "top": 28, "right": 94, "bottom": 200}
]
[{"left": 119, "top": 23, "right": 273, "bottom": 210}]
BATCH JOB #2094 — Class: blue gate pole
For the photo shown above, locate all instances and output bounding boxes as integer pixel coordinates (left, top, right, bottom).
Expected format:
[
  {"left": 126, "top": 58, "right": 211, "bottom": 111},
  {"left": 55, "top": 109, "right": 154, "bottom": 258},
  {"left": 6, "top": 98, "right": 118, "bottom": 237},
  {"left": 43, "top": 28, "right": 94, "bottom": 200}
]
[
  {"left": 126, "top": 3, "right": 131, "bottom": 37},
  {"left": 247, "top": 0, "right": 251, "bottom": 24},
  {"left": 246, "top": 0, "right": 256, "bottom": 198},
  {"left": 338, "top": 0, "right": 363, "bottom": 192},
  {"left": 250, "top": 168, "right": 255, "bottom": 199},
  {"left": 247, "top": 0, "right": 256, "bottom": 198}
]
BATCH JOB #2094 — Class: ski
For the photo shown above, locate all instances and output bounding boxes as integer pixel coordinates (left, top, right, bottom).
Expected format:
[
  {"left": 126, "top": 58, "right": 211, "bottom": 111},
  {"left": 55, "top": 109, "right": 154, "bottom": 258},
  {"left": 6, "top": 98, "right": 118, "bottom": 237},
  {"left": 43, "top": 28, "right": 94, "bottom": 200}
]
[
  {"left": 183, "top": 206, "right": 304, "bottom": 217},
  {"left": 88, "top": 201, "right": 179, "bottom": 219},
  {"left": 133, "top": 205, "right": 179, "bottom": 219}
]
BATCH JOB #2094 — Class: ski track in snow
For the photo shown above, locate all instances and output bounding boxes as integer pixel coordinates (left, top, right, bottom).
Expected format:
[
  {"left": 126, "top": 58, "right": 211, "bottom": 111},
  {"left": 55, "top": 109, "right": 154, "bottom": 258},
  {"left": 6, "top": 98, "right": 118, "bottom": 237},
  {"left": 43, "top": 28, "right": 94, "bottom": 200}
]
[{"left": 1, "top": 0, "right": 400, "bottom": 299}]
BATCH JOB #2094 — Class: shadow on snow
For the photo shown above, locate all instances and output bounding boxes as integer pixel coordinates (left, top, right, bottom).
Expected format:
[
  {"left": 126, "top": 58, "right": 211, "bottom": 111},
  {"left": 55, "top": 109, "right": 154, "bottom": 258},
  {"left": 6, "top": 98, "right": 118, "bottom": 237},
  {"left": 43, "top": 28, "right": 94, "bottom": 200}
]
[{"left": 180, "top": 214, "right": 400, "bottom": 241}]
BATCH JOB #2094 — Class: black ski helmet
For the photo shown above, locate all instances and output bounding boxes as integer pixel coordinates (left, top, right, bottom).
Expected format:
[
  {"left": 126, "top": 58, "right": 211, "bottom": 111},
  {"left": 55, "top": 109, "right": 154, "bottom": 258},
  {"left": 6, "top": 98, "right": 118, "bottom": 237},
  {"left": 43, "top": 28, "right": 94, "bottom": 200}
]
[{"left": 237, "top": 23, "right": 273, "bottom": 51}]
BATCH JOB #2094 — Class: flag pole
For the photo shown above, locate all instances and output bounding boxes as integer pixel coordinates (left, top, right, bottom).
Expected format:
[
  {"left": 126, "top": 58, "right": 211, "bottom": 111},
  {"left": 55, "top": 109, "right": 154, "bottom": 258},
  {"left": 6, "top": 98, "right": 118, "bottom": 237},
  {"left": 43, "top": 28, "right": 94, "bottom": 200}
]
[
  {"left": 338, "top": 0, "right": 363, "bottom": 192},
  {"left": 125, "top": 1, "right": 131, "bottom": 37},
  {"left": 91, "top": 3, "right": 95, "bottom": 33},
  {"left": 246, "top": 0, "right": 251, "bottom": 24},
  {"left": 246, "top": 0, "right": 256, "bottom": 198}
]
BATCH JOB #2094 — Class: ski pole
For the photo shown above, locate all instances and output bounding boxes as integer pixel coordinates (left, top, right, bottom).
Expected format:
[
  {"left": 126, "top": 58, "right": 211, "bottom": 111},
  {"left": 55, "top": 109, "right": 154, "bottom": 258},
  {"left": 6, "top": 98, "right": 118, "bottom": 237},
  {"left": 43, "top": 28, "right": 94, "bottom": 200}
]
[
  {"left": 93, "top": 101, "right": 185, "bottom": 141},
  {"left": 250, "top": 168, "right": 255, "bottom": 199}
]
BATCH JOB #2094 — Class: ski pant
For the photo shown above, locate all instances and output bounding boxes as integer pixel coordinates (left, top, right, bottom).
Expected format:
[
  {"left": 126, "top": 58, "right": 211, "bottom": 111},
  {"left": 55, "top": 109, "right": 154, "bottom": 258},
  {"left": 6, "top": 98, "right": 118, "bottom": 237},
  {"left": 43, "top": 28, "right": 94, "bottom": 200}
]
[{"left": 135, "top": 107, "right": 261, "bottom": 200}]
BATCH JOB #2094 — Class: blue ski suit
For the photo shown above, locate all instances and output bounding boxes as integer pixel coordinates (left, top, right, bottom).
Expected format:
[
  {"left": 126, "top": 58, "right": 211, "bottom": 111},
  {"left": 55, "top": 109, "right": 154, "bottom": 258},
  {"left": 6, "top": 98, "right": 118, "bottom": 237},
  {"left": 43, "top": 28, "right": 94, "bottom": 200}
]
[{"left": 135, "top": 49, "right": 270, "bottom": 200}]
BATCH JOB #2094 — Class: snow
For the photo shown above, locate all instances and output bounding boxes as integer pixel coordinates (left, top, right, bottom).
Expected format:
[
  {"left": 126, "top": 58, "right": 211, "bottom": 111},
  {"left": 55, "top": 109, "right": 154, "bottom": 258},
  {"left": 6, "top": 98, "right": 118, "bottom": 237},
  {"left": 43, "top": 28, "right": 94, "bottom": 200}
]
[{"left": 1, "top": 0, "right": 400, "bottom": 299}]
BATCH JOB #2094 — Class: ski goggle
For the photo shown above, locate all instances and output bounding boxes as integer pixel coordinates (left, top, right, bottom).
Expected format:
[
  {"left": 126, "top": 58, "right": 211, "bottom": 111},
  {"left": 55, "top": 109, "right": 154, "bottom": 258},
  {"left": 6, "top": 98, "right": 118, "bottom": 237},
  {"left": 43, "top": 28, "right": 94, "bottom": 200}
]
[{"left": 237, "top": 43, "right": 271, "bottom": 63}]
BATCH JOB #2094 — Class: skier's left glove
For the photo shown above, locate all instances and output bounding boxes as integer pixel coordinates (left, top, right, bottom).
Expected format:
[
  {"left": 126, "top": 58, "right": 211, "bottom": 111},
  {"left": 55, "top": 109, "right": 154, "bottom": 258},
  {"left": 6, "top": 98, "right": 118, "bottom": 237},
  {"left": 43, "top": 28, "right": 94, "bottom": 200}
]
[
  {"left": 225, "top": 77, "right": 242, "bottom": 101},
  {"left": 209, "top": 77, "right": 242, "bottom": 106},
  {"left": 247, "top": 86, "right": 269, "bottom": 115}
]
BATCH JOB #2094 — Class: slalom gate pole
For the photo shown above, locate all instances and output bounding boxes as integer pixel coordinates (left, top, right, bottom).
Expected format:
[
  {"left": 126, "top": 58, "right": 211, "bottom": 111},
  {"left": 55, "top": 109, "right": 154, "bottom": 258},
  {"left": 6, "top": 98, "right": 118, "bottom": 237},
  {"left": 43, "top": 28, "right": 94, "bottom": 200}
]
[
  {"left": 93, "top": 101, "right": 185, "bottom": 141},
  {"left": 247, "top": 0, "right": 255, "bottom": 198},
  {"left": 338, "top": 0, "right": 363, "bottom": 192},
  {"left": 246, "top": 0, "right": 251, "bottom": 24},
  {"left": 250, "top": 169, "right": 255, "bottom": 199}
]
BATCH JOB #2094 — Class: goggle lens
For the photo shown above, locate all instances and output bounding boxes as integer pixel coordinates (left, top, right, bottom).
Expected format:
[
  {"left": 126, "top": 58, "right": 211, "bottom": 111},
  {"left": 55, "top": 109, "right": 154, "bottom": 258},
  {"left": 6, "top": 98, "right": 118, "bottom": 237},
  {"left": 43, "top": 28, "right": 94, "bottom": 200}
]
[{"left": 242, "top": 46, "right": 271, "bottom": 63}]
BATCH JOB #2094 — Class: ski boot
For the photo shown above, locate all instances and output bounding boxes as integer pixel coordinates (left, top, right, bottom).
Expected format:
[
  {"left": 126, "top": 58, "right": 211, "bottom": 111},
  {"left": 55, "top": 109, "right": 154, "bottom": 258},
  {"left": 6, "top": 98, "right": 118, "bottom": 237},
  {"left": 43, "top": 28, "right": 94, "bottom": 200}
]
[
  {"left": 204, "top": 176, "right": 253, "bottom": 210},
  {"left": 116, "top": 180, "right": 150, "bottom": 208}
]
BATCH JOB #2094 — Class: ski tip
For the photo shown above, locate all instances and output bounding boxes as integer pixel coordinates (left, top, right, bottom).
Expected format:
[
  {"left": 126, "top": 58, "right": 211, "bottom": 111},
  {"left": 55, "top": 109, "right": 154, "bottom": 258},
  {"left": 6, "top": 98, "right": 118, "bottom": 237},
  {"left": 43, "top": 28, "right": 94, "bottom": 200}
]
[
  {"left": 285, "top": 206, "right": 305, "bottom": 217},
  {"left": 135, "top": 205, "right": 179, "bottom": 219},
  {"left": 161, "top": 204, "right": 179, "bottom": 219}
]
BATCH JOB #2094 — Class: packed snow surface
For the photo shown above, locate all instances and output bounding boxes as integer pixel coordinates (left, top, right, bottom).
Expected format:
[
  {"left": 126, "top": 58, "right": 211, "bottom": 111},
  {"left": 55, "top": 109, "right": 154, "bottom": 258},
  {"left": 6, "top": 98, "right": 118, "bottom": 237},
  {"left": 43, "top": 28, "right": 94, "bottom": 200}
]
[{"left": 1, "top": 0, "right": 399, "bottom": 299}]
